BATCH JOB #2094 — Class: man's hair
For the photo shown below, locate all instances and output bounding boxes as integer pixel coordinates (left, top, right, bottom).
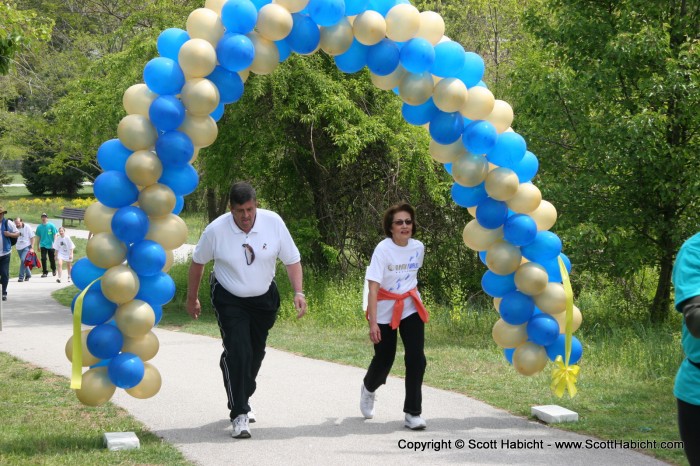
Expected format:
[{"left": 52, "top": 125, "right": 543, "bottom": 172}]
[
  {"left": 382, "top": 202, "right": 417, "bottom": 237},
  {"left": 229, "top": 182, "right": 256, "bottom": 207}
]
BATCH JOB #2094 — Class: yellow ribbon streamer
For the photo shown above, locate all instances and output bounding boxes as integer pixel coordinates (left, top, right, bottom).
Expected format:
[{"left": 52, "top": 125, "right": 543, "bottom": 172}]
[
  {"left": 550, "top": 257, "right": 579, "bottom": 398},
  {"left": 70, "top": 278, "right": 100, "bottom": 390}
]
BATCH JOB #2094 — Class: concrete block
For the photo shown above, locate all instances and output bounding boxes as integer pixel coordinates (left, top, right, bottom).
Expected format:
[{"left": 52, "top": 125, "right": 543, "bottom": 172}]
[
  {"left": 103, "top": 432, "right": 140, "bottom": 451},
  {"left": 531, "top": 405, "right": 579, "bottom": 424}
]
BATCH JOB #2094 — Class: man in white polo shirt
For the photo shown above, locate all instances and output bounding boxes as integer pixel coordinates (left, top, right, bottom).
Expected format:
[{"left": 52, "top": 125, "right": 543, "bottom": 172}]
[{"left": 186, "top": 182, "right": 307, "bottom": 439}]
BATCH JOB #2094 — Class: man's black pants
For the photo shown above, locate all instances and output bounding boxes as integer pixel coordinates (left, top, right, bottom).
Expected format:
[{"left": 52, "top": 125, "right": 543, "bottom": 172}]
[{"left": 40, "top": 247, "right": 55, "bottom": 274}]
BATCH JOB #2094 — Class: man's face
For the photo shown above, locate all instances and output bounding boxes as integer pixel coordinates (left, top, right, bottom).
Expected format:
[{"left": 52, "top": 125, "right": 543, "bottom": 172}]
[
  {"left": 41, "top": 216, "right": 47, "bottom": 224},
  {"left": 14, "top": 219, "right": 21, "bottom": 228},
  {"left": 231, "top": 199, "right": 257, "bottom": 234}
]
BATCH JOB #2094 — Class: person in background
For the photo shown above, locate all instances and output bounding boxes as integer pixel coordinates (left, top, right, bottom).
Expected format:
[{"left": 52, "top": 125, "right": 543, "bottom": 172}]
[
  {"left": 672, "top": 231, "right": 700, "bottom": 465},
  {"left": 360, "top": 202, "right": 429, "bottom": 430},
  {"left": 186, "top": 181, "right": 307, "bottom": 439},
  {"left": 53, "top": 226, "right": 75, "bottom": 283},
  {"left": 34, "top": 213, "right": 58, "bottom": 278},
  {"left": 14, "top": 217, "right": 35, "bottom": 282},
  {"left": 0, "top": 206, "right": 20, "bottom": 301}
]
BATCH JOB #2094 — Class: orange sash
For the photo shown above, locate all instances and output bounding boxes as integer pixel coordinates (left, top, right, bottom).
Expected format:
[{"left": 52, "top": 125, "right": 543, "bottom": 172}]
[{"left": 377, "top": 287, "right": 429, "bottom": 330}]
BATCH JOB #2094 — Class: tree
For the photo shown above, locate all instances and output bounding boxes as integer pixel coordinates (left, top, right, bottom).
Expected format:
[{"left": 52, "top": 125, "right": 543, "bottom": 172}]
[
  {"left": 0, "top": 2, "right": 53, "bottom": 75},
  {"left": 509, "top": 0, "right": 700, "bottom": 321}
]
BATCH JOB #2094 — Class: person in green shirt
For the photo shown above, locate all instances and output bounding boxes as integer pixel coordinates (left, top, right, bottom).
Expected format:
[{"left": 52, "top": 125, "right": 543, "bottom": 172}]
[{"left": 34, "top": 213, "right": 58, "bottom": 278}]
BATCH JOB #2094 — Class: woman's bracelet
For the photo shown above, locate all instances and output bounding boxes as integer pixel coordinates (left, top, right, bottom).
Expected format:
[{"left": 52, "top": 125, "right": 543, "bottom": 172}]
[{"left": 295, "top": 291, "right": 305, "bottom": 297}]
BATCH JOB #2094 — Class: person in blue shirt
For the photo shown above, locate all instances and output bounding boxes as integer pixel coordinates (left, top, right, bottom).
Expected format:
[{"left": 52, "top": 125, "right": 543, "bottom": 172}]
[
  {"left": 0, "top": 206, "right": 20, "bottom": 301},
  {"left": 672, "top": 232, "right": 700, "bottom": 465},
  {"left": 34, "top": 213, "right": 58, "bottom": 278}
]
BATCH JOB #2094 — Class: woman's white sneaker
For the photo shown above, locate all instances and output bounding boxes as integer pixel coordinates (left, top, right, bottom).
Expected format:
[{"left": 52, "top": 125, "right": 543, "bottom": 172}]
[
  {"left": 360, "top": 384, "right": 376, "bottom": 419},
  {"left": 404, "top": 414, "right": 427, "bottom": 430}
]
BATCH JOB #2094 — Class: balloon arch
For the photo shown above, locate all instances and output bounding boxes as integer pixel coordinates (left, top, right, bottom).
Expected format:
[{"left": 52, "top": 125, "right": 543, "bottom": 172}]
[{"left": 66, "top": 0, "right": 582, "bottom": 406}]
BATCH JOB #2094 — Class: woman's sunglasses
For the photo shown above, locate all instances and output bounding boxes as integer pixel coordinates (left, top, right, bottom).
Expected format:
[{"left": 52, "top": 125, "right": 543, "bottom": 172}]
[
  {"left": 393, "top": 219, "right": 413, "bottom": 226},
  {"left": 242, "top": 243, "right": 255, "bottom": 265}
]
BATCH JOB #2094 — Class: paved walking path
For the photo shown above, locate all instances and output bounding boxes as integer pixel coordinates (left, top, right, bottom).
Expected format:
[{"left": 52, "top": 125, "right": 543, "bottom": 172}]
[{"left": 0, "top": 265, "right": 668, "bottom": 465}]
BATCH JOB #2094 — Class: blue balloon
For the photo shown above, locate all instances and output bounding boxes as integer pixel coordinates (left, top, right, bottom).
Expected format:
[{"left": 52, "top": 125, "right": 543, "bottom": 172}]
[
  {"left": 541, "top": 253, "right": 571, "bottom": 283},
  {"left": 143, "top": 57, "right": 185, "bottom": 95},
  {"left": 456, "top": 52, "right": 485, "bottom": 88},
  {"left": 276, "top": 39, "right": 292, "bottom": 62},
  {"left": 71, "top": 258, "right": 106, "bottom": 291},
  {"left": 487, "top": 132, "right": 527, "bottom": 169},
  {"left": 545, "top": 334, "right": 583, "bottom": 364},
  {"left": 108, "top": 352, "right": 145, "bottom": 389},
  {"left": 286, "top": 14, "right": 321, "bottom": 54},
  {"left": 308, "top": 0, "right": 345, "bottom": 26},
  {"left": 481, "top": 271, "right": 516, "bottom": 298},
  {"left": 94, "top": 171, "right": 139, "bottom": 209},
  {"left": 207, "top": 66, "right": 244, "bottom": 104},
  {"left": 210, "top": 102, "right": 225, "bottom": 122},
  {"left": 366, "top": 0, "right": 396, "bottom": 16},
  {"left": 400, "top": 38, "right": 435, "bottom": 74},
  {"left": 451, "top": 182, "right": 487, "bottom": 208},
  {"left": 158, "top": 163, "right": 199, "bottom": 196},
  {"left": 521, "top": 231, "right": 563, "bottom": 262},
  {"left": 152, "top": 305, "right": 163, "bottom": 326},
  {"left": 478, "top": 250, "right": 488, "bottom": 265},
  {"left": 173, "top": 195, "right": 185, "bottom": 215},
  {"left": 72, "top": 285, "right": 117, "bottom": 326},
  {"left": 250, "top": 0, "right": 272, "bottom": 10},
  {"left": 97, "top": 139, "right": 132, "bottom": 173},
  {"left": 503, "top": 214, "right": 537, "bottom": 247},
  {"left": 527, "top": 313, "right": 560, "bottom": 346},
  {"left": 149, "top": 95, "right": 186, "bottom": 132},
  {"left": 112, "top": 206, "right": 150, "bottom": 245},
  {"left": 514, "top": 150, "right": 539, "bottom": 182},
  {"left": 499, "top": 290, "right": 535, "bottom": 325},
  {"left": 429, "top": 111, "right": 465, "bottom": 145},
  {"left": 367, "top": 39, "right": 400, "bottom": 76},
  {"left": 157, "top": 28, "right": 190, "bottom": 61},
  {"left": 334, "top": 39, "right": 368, "bottom": 73},
  {"left": 135, "top": 272, "right": 176, "bottom": 306},
  {"left": 128, "top": 240, "right": 167, "bottom": 277},
  {"left": 443, "top": 162, "right": 452, "bottom": 175},
  {"left": 462, "top": 120, "right": 497, "bottom": 154},
  {"left": 217, "top": 33, "right": 255, "bottom": 72},
  {"left": 221, "top": 0, "right": 258, "bottom": 33},
  {"left": 504, "top": 347, "right": 515, "bottom": 364},
  {"left": 401, "top": 98, "right": 438, "bottom": 126},
  {"left": 87, "top": 324, "right": 124, "bottom": 360},
  {"left": 431, "top": 41, "right": 465, "bottom": 77},
  {"left": 476, "top": 197, "right": 508, "bottom": 229},
  {"left": 560, "top": 253, "right": 572, "bottom": 274},
  {"left": 155, "top": 131, "right": 194, "bottom": 168},
  {"left": 346, "top": 0, "right": 370, "bottom": 15}
]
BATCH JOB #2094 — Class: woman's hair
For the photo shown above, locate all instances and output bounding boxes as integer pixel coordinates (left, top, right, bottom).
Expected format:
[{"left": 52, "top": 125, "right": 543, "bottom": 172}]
[
  {"left": 229, "top": 181, "right": 256, "bottom": 207},
  {"left": 382, "top": 202, "right": 417, "bottom": 237}
]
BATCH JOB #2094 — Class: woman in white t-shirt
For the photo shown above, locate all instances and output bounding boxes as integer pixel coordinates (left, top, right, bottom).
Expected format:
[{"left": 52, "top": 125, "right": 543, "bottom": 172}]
[
  {"left": 360, "top": 202, "right": 429, "bottom": 430},
  {"left": 14, "top": 217, "right": 35, "bottom": 282},
  {"left": 52, "top": 227, "right": 75, "bottom": 283}
]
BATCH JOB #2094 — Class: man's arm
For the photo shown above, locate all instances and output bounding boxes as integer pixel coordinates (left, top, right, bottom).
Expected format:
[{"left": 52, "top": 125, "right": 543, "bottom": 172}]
[
  {"left": 186, "top": 261, "right": 205, "bottom": 319},
  {"left": 682, "top": 299, "right": 700, "bottom": 338},
  {"left": 285, "top": 261, "right": 307, "bottom": 318}
]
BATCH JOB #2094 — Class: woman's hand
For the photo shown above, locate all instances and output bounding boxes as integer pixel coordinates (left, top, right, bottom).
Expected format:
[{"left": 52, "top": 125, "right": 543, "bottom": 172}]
[{"left": 369, "top": 322, "right": 381, "bottom": 344}]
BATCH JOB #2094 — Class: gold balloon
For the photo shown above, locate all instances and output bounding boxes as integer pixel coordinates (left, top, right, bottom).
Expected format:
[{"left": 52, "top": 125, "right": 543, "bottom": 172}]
[
  {"left": 122, "top": 331, "right": 160, "bottom": 361},
  {"left": 126, "top": 363, "right": 162, "bottom": 399},
  {"left": 460, "top": 86, "right": 495, "bottom": 121},
  {"left": 123, "top": 83, "right": 157, "bottom": 116},
  {"left": 117, "top": 114, "right": 157, "bottom": 151},
  {"left": 385, "top": 4, "right": 420, "bottom": 42},
  {"left": 462, "top": 219, "right": 503, "bottom": 252},
  {"left": 485, "top": 167, "right": 519, "bottom": 201},
  {"left": 239, "top": 68, "right": 250, "bottom": 83},
  {"left": 75, "top": 367, "right": 116, "bottom": 407},
  {"left": 116, "top": 299, "right": 156, "bottom": 338},
  {"left": 534, "top": 282, "right": 567, "bottom": 315},
  {"left": 452, "top": 152, "right": 488, "bottom": 187},
  {"left": 178, "top": 38, "right": 217, "bottom": 78},
  {"left": 429, "top": 138, "right": 465, "bottom": 164},
  {"left": 146, "top": 214, "right": 188, "bottom": 250},
  {"left": 507, "top": 182, "right": 542, "bottom": 214},
  {"left": 416, "top": 11, "right": 445, "bottom": 45},
  {"left": 125, "top": 150, "right": 163, "bottom": 187},
  {"left": 486, "top": 99, "right": 514, "bottom": 134},
  {"left": 247, "top": 31, "right": 280, "bottom": 75},
  {"left": 433, "top": 78, "right": 468, "bottom": 113},
  {"left": 178, "top": 113, "right": 218, "bottom": 148},
  {"left": 493, "top": 297, "right": 502, "bottom": 313},
  {"left": 370, "top": 65, "right": 406, "bottom": 91},
  {"left": 85, "top": 202, "right": 116, "bottom": 235},
  {"left": 552, "top": 304, "right": 583, "bottom": 333},
  {"left": 514, "top": 262, "right": 549, "bottom": 296},
  {"left": 530, "top": 200, "right": 557, "bottom": 231},
  {"left": 163, "top": 249, "right": 174, "bottom": 272},
  {"left": 353, "top": 10, "right": 386, "bottom": 46},
  {"left": 486, "top": 240, "right": 522, "bottom": 276},
  {"left": 65, "top": 330, "right": 101, "bottom": 367},
  {"left": 512, "top": 342, "right": 548, "bottom": 376},
  {"left": 398, "top": 71, "right": 434, "bottom": 106},
  {"left": 467, "top": 205, "right": 477, "bottom": 218},
  {"left": 102, "top": 265, "right": 140, "bottom": 305},
  {"left": 257, "top": 3, "right": 294, "bottom": 41},
  {"left": 181, "top": 78, "right": 220, "bottom": 116},
  {"left": 275, "top": 0, "right": 308, "bottom": 13},
  {"left": 138, "top": 183, "right": 177, "bottom": 218},
  {"left": 204, "top": 0, "right": 227, "bottom": 14},
  {"left": 320, "top": 18, "right": 354, "bottom": 56},
  {"left": 186, "top": 8, "right": 224, "bottom": 46},
  {"left": 492, "top": 319, "right": 527, "bottom": 348},
  {"left": 87, "top": 232, "right": 127, "bottom": 269}
]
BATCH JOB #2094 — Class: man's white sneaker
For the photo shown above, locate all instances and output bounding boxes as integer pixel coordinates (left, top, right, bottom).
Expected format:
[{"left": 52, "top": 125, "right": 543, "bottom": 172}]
[
  {"left": 404, "top": 414, "right": 427, "bottom": 430},
  {"left": 360, "top": 384, "right": 376, "bottom": 419},
  {"left": 231, "top": 414, "right": 251, "bottom": 438},
  {"left": 248, "top": 404, "right": 256, "bottom": 423}
]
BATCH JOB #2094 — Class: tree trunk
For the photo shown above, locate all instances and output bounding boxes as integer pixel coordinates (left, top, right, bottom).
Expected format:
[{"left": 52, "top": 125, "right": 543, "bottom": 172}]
[
  {"left": 650, "top": 240, "right": 674, "bottom": 323},
  {"left": 206, "top": 187, "right": 218, "bottom": 223}
]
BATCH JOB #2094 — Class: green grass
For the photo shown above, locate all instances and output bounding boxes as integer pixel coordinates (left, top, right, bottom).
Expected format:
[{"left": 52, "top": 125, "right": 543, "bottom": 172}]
[{"left": 0, "top": 353, "right": 191, "bottom": 466}]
